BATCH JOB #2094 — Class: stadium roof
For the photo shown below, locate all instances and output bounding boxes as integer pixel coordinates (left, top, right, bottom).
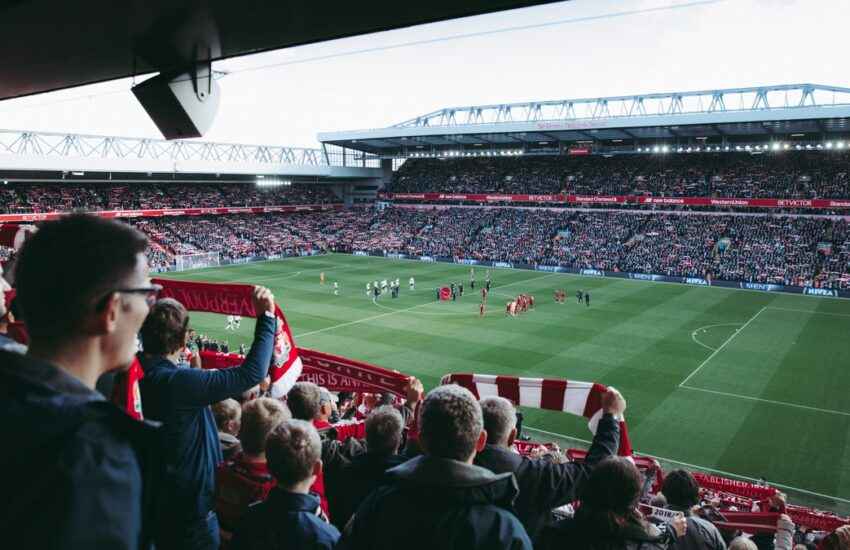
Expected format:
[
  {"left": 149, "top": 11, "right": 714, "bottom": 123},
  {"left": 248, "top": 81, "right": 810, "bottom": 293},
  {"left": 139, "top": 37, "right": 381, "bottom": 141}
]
[
  {"left": 0, "top": 129, "right": 381, "bottom": 183},
  {"left": 0, "top": 0, "right": 556, "bottom": 101},
  {"left": 318, "top": 84, "right": 850, "bottom": 156}
]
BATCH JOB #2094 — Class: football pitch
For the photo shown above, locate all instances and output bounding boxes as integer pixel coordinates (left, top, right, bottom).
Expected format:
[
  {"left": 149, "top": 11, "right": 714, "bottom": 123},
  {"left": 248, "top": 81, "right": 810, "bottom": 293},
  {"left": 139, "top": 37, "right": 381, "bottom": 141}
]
[{"left": 159, "top": 253, "right": 850, "bottom": 510}]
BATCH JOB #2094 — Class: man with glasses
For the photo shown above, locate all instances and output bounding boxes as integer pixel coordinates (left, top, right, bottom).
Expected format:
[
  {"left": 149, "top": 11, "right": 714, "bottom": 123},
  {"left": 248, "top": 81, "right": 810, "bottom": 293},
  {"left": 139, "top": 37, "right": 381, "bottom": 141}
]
[
  {"left": 0, "top": 214, "right": 160, "bottom": 549},
  {"left": 138, "top": 286, "right": 277, "bottom": 550}
]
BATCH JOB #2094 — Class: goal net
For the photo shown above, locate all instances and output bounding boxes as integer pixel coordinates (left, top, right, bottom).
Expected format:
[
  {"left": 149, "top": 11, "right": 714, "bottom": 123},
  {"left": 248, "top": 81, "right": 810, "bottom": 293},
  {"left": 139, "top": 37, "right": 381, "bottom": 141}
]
[{"left": 175, "top": 252, "right": 221, "bottom": 272}]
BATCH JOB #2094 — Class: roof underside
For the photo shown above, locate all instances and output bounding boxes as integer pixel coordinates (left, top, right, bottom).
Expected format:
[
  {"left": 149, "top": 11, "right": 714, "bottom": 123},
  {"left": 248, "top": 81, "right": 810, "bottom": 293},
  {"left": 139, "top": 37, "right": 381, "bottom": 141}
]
[{"left": 0, "top": 0, "right": 556, "bottom": 101}]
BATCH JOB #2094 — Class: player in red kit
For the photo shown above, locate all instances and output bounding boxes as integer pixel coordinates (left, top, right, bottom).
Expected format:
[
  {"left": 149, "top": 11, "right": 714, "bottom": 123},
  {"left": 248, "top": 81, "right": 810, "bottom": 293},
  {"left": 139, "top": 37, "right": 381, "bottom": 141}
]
[{"left": 479, "top": 302, "right": 486, "bottom": 317}]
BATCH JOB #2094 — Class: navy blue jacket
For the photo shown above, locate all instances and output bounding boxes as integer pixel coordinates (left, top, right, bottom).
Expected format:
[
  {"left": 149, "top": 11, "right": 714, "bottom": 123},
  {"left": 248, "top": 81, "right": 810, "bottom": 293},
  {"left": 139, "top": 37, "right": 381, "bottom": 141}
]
[
  {"left": 0, "top": 350, "right": 161, "bottom": 550},
  {"left": 139, "top": 312, "right": 275, "bottom": 521},
  {"left": 230, "top": 489, "right": 340, "bottom": 550},
  {"left": 340, "top": 455, "right": 532, "bottom": 550}
]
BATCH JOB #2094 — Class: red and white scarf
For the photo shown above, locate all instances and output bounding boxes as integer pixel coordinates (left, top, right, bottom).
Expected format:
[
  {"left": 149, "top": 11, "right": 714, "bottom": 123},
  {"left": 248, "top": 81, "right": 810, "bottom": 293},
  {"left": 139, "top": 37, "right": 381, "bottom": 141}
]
[
  {"left": 440, "top": 373, "right": 633, "bottom": 456},
  {"left": 152, "top": 278, "right": 302, "bottom": 398}
]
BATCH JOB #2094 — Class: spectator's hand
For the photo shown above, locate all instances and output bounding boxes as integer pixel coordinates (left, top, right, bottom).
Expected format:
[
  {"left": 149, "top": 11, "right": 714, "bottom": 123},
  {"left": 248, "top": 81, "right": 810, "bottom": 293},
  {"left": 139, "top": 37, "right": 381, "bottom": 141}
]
[
  {"left": 671, "top": 515, "right": 687, "bottom": 538},
  {"left": 405, "top": 377, "right": 424, "bottom": 405},
  {"left": 769, "top": 492, "right": 787, "bottom": 511},
  {"left": 252, "top": 286, "right": 275, "bottom": 316},
  {"left": 601, "top": 387, "right": 626, "bottom": 416}
]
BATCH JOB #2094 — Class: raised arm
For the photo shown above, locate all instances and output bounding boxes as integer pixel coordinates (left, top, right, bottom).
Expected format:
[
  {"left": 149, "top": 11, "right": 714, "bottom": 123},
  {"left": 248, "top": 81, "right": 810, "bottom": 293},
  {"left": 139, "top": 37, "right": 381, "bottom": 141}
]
[{"left": 168, "top": 286, "right": 277, "bottom": 406}]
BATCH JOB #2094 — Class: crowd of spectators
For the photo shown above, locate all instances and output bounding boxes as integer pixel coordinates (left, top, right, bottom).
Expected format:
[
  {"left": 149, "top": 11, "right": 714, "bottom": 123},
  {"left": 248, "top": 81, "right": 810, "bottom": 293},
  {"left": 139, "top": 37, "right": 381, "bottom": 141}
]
[
  {"left": 390, "top": 152, "right": 850, "bottom": 198},
  {"left": 1, "top": 213, "right": 848, "bottom": 550},
  {"left": 0, "top": 181, "right": 338, "bottom": 214},
  {"left": 120, "top": 206, "right": 850, "bottom": 288}
]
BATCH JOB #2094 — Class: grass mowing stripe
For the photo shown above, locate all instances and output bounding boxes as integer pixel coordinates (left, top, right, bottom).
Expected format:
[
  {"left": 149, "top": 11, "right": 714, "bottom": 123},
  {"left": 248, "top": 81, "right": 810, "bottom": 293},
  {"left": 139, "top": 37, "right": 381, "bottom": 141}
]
[{"left": 678, "top": 306, "right": 766, "bottom": 387}]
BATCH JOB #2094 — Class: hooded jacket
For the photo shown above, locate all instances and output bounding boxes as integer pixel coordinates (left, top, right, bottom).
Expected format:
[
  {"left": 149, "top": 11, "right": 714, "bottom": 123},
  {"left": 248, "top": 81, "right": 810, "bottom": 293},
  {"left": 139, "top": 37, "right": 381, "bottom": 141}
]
[
  {"left": 0, "top": 351, "right": 162, "bottom": 550},
  {"left": 340, "top": 455, "right": 532, "bottom": 550}
]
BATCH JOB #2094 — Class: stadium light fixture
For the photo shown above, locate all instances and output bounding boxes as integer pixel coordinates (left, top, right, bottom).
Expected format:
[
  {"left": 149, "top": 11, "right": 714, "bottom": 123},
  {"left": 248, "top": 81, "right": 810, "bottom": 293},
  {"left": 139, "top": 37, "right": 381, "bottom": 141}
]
[
  {"left": 838, "top": 141, "right": 846, "bottom": 149},
  {"left": 816, "top": 144, "right": 824, "bottom": 149},
  {"left": 783, "top": 143, "right": 790, "bottom": 150},
  {"left": 685, "top": 147, "right": 691, "bottom": 153},
  {"left": 771, "top": 142, "right": 781, "bottom": 151},
  {"left": 796, "top": 145, "right": 802, "bottom": 150},
  {"left": 826, "top": 141, "right": 834, "bottom": 149},
  {"left": 652, "top": 146, "right": 660, "bottom": 153}
]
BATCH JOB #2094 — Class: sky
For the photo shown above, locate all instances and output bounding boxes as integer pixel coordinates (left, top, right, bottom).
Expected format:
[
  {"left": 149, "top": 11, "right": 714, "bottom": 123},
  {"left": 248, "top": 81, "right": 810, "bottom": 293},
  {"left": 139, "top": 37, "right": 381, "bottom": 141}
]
[{"left": 0, "top": 0, "right": 847, "bottom": 149}]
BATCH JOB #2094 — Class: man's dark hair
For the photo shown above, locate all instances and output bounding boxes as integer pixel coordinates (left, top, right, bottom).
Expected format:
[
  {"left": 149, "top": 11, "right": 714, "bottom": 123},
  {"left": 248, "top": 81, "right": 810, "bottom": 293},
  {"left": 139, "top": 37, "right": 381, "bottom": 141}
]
[
  {"left": 140, "top": 298, "right": 189, "bottom": 356},
  {"left": 14, "top": 214, "right": 147, "bottom": 342},
  {"left": 661, "top": 469, "right": 700, "bottom": 509},
  {"left": 286, "top": 382, "right": 322, "bottom": 421},
  {"left": 266, "top": 419, "right": 321, "bottom": 488},
  {"left": 365, "top": 405, "right": 403, "bottom": 456},
  {"left": 575, "top": 457, "right": 644, "bottom": 536},
  {"left": 419, "top": 384, "right": 483, "bottom": 461}
]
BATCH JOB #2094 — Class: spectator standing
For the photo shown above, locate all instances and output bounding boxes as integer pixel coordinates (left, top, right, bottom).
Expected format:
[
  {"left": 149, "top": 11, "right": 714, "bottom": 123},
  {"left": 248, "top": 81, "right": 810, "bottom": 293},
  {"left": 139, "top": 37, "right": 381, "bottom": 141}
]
[
  {"left": 0, "top": 214, "right": 161, "bottom": 549},
  {"left": 474, "top": 392, "right": 623, "bottom": 541},
  {"left": 542, "top": 457, "right": 686, "bottom": 550},
  {"left": 212, "top": 398, "right": 243, "bottom": 461},
  {"left": 138, "top": 288, "right": 276, "bottom": 550},
  {"left": 332, "top": 405, "right": 407, "bottom": 529},
  {"left": 661, "top": 469, "right": 727, "bottom": 550},
  {"left": 340, "top": 384, "right": 532, "bottom": 550},
  {"left": 229, "top": 419, "right": 341, "bottom": 550},
  {"left": 216, "top": 398, "right": 290, "bottom": 542}
]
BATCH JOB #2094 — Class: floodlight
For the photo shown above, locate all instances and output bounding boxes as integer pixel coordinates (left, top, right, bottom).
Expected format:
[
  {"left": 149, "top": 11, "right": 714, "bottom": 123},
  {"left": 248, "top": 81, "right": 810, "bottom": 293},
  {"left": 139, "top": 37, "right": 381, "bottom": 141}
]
[
  {"left": 661, "top": 145, "right": 669, "bottom": 153},
  {"left": 826, "top": 142, "right": 834, "bottom": 149}
]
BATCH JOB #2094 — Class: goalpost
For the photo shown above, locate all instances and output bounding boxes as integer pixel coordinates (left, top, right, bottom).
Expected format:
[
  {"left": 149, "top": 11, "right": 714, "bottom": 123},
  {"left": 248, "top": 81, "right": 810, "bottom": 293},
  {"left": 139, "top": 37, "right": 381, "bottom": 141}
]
[{"left": 174, "top": 252, "right": 221, "bottom": 272}]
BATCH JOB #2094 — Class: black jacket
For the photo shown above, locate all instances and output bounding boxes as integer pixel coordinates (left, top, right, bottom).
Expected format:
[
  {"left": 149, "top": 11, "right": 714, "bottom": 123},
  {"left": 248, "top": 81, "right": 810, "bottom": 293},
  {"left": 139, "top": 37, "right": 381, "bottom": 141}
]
[
  {"left": 474, "top": 412, "right": 620, "bottom": 540},
  {"left": 0, "top": 351, "right": 162, "bottom": 550},
  {"left": 230, "top": 489, "right": 340, "bottom": 550},
  {"left": 542, "top": 515, "right": 671, "bottom": 550},
  {"left": 340, "top": 455, "right": 532, "bottom": 550},
  {"left": 331, "top": 451, "right": 407, "bottom": 529},
  {"left": 139, "top": 312, "right": 275, "bottom": 522}
]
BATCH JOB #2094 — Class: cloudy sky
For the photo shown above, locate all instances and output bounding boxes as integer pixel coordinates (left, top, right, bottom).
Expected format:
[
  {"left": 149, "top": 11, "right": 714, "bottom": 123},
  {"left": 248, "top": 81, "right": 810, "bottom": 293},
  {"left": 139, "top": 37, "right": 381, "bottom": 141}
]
[{"left": 0, "top": 0, "right": 845, "bottom": 148}]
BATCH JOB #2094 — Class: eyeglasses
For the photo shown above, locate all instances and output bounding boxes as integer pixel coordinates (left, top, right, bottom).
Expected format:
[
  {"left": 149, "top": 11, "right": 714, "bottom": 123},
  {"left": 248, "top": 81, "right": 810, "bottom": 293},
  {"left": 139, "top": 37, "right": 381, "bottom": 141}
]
[{"left": 113, "top": 284, "right": 163, "bottom": 307}]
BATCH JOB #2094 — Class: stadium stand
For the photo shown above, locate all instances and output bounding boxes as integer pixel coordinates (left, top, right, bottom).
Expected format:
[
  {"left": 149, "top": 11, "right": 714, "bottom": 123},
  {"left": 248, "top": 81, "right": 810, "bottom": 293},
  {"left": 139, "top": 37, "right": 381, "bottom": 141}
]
[
  {"left": 113, "top": 207, "right": 850, "bottom": 289},
  {"left": 390, "top": 153, "right": 850, "bottom": 199},
  {"left": 0, "top": 181, "right": 338, "bottom": 214}
]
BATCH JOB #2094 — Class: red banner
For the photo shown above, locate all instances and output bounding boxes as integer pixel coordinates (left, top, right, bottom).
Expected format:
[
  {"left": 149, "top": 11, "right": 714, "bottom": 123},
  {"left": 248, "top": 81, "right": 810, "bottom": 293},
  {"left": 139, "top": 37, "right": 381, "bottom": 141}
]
[
  {"left": 0, "top": 204, "right": 342, "bottom": 223},
  {"left": 299, "top": 348, "right": 410, "bottom": 397},
  {"left": 200, "top": 348, "right": 411, "bottom": 397},
  {"left": 378, "top": 192, "right": 850, "bottom": 209},
  {"left": 692, "top": 472, "right": 777, "bottom": 499}
]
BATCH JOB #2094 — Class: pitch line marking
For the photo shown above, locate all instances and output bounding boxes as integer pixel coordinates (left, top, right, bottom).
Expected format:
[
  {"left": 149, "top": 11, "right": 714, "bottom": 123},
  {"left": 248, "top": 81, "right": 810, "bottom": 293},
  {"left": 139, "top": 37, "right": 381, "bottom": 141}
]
[
  {"left": 689, "top": 323, "right": 743, "bottom": 352},
  {"left": 678, "top": 306, "right": 767, "bottom": 388},
  {"left": 523, "top": 426, "right": 850, "bottom": 504},
  {"left": 297, "top": 273, "right": 559, "bottom": 339},
  {"left": 678, "top": 385, "right": 850, "bottom": 417},
  {"left": 766, "top": 306, "right": 850, "bottom": 318}
]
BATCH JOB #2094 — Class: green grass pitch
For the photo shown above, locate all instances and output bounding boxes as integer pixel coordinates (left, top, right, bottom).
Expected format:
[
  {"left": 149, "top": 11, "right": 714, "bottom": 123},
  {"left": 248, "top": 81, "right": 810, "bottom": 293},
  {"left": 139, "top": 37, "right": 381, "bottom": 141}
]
[{"left": 158, "top": 253, "right": 850, "bottom": 510}]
